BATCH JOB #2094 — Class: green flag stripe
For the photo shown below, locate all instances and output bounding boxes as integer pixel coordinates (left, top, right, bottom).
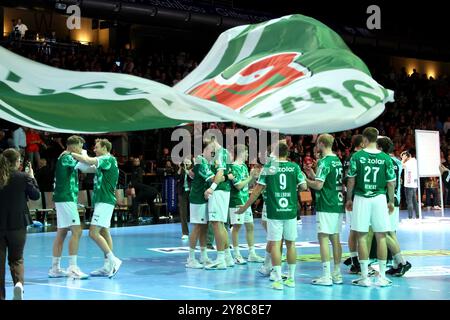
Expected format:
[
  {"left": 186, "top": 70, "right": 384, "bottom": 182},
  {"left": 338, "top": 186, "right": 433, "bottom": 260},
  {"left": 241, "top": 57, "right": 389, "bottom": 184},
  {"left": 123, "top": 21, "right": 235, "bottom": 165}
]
[
  {"left": 205, "top": 25, "right": 256, "bottom": 80},
  {"left": 0, "top": 82, "right": 183, "bottom": 132}
]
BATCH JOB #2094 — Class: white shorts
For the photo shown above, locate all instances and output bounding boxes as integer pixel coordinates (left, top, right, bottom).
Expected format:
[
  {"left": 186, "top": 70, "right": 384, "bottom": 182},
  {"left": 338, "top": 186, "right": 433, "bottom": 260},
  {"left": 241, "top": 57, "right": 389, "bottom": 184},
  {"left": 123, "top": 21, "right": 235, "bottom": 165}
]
[
  {"left": 55, "top": 202, "right": 80, "bottom": 229},
  {"left": 208, "top": 190, "right": 230, "bottom": 222},
  {"left": 262, "top": 204, "right": 267, "bottom": 222},
  {"left": 229, "top": 207, "right": 253, "bottom": 225},
  {"left": 91, "top": 203, "right": 115, "bottom": 228},
  {"left": 351, "top": 195, "right": 390, "bottom": 233},
  {"left": 345, "top": 210, "right": 352, "bottom": 227},
  {"left": 267, "top": 218, "right": 297, "bottom": 242},
  {"left": 388, "top": 207, "right": 400, "bottom": 232},
  {"left": 316, "top": 212, "right": 343, "bottom": 235},
  {"left": 190, "top": 203, "right": 208, "bottom": 224}
]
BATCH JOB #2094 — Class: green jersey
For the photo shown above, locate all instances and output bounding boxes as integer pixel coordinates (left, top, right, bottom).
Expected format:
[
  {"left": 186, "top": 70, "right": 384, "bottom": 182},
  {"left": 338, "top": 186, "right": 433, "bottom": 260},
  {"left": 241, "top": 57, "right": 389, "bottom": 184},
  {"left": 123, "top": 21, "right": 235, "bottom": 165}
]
[
  {"left": 347, "top": 149, "right": 396, "bottom": 198},
  {"left": 257, "top": 160, "right": 306, "bottom": 220},
  {"left": 189, "top": 155, "right": 215, "bottom": 204},
  {"left": 53, "top": 154, "right": 79, "bottom": 203},
  {"left": 315, "top": 154, "right": 344, "bottom": 214},
  {"left": 92, "top": 154, "right": 119, "bottom": 206},
  {"left": 210, "top": 147, "right": 231, "bottom": 192},
  {"left": 229, "top": 162, "right": 250, "bottom": 208},
  {"left": 390, "top": 156, "right": 403, "bottom": 207},
  {"left": 261, "top": 155, "right": 276, "bottom": 202}
]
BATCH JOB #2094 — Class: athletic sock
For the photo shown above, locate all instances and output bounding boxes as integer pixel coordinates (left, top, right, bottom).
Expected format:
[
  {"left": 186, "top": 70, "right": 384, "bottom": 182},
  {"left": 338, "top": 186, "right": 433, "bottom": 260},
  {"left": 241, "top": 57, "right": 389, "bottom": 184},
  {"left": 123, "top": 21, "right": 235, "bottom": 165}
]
[
  {"left": 288, "top": 264, "right": 296, "bottom": 279},
  {"left": 393, "top": 253, "right": 406, "bottom": 267},
  {"left": 233, "top": 246, "right": 241, "bottom": 257},
  {"left": 189, "top": 248, "right": 196, "bottom": 260},
  {"left": 200, "top": 247, "right": 208, "bottom": 260},
  {"left": 217, "top": 251, "right": 225, "bottom": 263},
  {"left": 52, "top": 257, "right": 61, "bottom": 270},
  {"left": 379, "top": 260, "right": 387, "bottom": 279},
  {"left": 106, "top": 252, "right": 116, "bottom": 263},
  {"left": 69, "top": 255, "right": 77, "bottom": 267},
  {"left": 273, "top": 266, "right": 282, "bottom": 281},
  {"left": 264, "top": 252, "right": 272, "bottom": 268},
  {"left": 334, "top": 262, "right": 341, "bottom": 275},
  {"left": 360, "top": 260, "right": 369, "bottom": 279},
  {"left": 225, "top": 248, "right": 232, "bottom": 259},
  {"left": 249, "top": 246, "right": 256, "bottom": 256},
  {"left": 322, "top": 261, "right": 331, "bottom": 279}
]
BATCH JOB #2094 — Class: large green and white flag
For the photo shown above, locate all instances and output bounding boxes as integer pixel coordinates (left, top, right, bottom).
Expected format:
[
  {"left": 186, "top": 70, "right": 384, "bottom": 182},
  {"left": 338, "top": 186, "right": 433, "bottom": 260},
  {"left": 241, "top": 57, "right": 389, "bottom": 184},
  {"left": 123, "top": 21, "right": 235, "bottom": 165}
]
[{"left": 0, "top": 14, "right": 393, "bottom": 134}]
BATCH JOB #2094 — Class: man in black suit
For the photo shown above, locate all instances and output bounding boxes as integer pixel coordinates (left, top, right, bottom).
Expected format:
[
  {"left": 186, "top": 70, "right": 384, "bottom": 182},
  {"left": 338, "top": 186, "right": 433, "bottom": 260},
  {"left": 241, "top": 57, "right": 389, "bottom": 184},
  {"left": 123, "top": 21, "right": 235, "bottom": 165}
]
[{"left": 129, "top": 158, "right": 159, "bottom": 223}]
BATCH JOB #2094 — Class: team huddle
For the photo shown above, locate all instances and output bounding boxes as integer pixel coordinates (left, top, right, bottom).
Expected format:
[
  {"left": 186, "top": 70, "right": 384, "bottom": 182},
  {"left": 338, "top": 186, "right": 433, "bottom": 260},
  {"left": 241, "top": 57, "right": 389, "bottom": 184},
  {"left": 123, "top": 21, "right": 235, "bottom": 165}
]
[
  {"left": 47, "top": 126, "right": 410, "bottom": 290},
  {"left": 185, "top": 127, "right": 410, "bottom": 290}
]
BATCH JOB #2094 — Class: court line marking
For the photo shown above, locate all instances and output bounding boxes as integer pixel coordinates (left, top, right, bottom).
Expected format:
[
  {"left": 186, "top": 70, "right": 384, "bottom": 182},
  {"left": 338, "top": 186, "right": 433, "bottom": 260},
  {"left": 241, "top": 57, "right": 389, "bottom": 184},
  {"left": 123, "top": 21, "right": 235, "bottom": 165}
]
[
  {"left": 180, "top": 285, "right": 236, "bottom": 294},
  {"left": 9, "top": 281, "right": 163, "bottom": 300},
  {"left": 409, "top": 286, "right": 421, "bottom": 289},
  {"left": 428, "top": 289, "right": 441, "bottom": 292}
]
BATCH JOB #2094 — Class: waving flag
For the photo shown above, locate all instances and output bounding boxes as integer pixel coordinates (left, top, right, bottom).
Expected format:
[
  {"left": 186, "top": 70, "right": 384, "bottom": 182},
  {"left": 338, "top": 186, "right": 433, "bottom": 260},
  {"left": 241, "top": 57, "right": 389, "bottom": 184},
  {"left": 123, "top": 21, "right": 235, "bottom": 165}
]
[{"left": 0, "top": 14, "right": 393, "bottom": 134}]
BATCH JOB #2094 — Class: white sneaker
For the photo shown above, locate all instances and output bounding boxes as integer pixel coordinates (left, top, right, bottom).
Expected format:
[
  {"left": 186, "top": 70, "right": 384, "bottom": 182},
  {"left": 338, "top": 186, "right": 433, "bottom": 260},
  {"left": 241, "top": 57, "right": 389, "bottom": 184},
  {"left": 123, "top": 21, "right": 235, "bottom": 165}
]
[
  {"left": 248, "top": 253, "right": 265, "bottom": 263},
  {"left": 67, "top": 265, "right": 89, "bottom": 280},
  {"left": 258, "top": 264, "right": 272, "bottom": 276},
  {"left": 186, "top": 258, "right": 204, "bottom": 269},
  {"left": 108, "top": 257, "right": 122, "bottom": 278},
  {"left": 352, "top": 277, "right": 371, "bottom": 287},
  {"left": 225, "top": 255, "right": 235, "bottom": 267},
  {"left": 13, "top": 282, "right": 23, "bottom": 300},
  {"left": 332, "top": 272, "right": 343, "bottom": 284},
  {"left": 375, "top": 277, "right": 392, "bottom": 287},
  {"left": 204, "top": 260, "right": 227, "bottom": 270},
  {"left": 48, "top": 268, "right": 68, "bottom": 278},
  {"left": 272, "top": 280, "right": 284, "bottom": 290},
  {"left": 234, "top": 255, "right": 247, "bottom": 265},
  {"left": 199, "top": 256, "right": 213, "bottom": 266},
  {"left": 269, "top": 270, "right": 289, "bottom": 281},
  {"left": 90, "top": 267, "right": 109, "bottom": 277},
  {"left": 181, "top": 235, "right": 189, "bottom": 240},
  {"left": 312, "top": 276, "right": 333, "bottom": 286}
]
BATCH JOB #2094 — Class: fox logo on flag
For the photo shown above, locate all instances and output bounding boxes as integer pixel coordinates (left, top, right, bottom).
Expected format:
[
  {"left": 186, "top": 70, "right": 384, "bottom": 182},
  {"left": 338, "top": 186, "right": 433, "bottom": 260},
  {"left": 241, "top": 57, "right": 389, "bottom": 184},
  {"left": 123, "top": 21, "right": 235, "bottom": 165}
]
[{"left": 188, "top": 52, "right": 311, "bottom": 110}]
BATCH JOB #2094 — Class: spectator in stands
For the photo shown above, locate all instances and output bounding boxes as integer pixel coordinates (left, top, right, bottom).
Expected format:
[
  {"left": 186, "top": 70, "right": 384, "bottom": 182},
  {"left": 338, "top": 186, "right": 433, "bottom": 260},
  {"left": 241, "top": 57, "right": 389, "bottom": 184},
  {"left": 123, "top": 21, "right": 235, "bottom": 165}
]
[
  {"left": 34, "top": 158, "right": 54, "bottom": 192},
  {"left": 440, "top": 164, "right": 450, "bottom": 203},
  {"left": 0, "top": 131, "right": 9, "bottom": 152},
  {"left": 14, "top": 18, "right": 28, "bottom": 39},
  {"left": 176, "top": 158, "right": 192, "bottom": 240},
  {"left": 402, "top": 149, "right": 420, "bottom": 219},
  {"left": 424, "top": 177, "right": 441, "bottom": 210},
  {"left": 25, "top": 129, "right": 46, "bottom": 170},
  {"left": 11, "top": 127, "right": 26, "bottom": 159},
  {"left": 0, "top": 148, "right": 40, "bottom": 300},
  {"left": 129, "top": 158, "right": 159, "bottom": 223},
  {"left": 444, "top": 116, "right": 450, "bottom": 138}
]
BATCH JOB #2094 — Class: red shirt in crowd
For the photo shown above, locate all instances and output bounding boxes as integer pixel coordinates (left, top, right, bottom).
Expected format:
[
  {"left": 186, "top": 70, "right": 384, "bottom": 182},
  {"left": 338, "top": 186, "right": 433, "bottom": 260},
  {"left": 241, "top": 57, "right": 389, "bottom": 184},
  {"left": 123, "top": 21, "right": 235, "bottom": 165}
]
[{"left": 26, "top": 131, "right": 42, "bottom": 153}]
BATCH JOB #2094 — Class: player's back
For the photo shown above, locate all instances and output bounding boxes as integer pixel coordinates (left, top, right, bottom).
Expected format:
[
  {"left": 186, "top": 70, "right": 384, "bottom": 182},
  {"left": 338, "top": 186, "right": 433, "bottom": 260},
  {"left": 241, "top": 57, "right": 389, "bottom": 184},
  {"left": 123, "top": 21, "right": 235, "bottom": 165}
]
[{"left": 259, "top": 160, "right": 304, "bottom": 220}]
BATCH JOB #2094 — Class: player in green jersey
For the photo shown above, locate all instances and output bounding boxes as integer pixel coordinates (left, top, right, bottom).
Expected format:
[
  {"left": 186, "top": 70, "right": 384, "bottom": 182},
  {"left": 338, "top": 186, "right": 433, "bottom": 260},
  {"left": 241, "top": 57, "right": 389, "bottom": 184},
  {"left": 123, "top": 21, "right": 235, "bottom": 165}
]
[
  {"left": 228, "top": 144, "right": 264, "bottom": 264},
  {"left": 304, "top": 134, "right": 344, "bottom": 286},
  {"left": 49, "top": 135, "right": 91, "bottom": 280},
  {"left": 71, "top": 139, "right": 122, "bottom": 278},
  {"left": 237, "top": 142, "right": 307, "bottom": 290},
  {"left": 186, "top": 154, "right": 215, "bottom": 269},
  {"left": 346, "top": 128, "right": 396, "bottom": 287},
  {"left": 202, "top": 133, "right": 234, "bottom": 270},
  {"left": 377, "top": 136, "right": 411, "bottom": 277},
  {"left": 343, "top": 134, "right": 365, "bottom": 273}
]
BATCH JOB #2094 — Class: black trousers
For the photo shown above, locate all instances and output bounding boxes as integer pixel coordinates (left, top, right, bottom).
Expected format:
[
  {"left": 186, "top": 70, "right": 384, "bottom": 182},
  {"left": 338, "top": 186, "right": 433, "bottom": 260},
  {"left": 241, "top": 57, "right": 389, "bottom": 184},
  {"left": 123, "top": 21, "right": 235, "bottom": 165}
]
[
  {"left": 178, "top": 190, "right": 190, "bottom": 236},
  {"left": 0, "top": 228, "right": 26, "bottom": 300},
  {"left": 132, "top": 190, "right": 158, "bottom": 221}
]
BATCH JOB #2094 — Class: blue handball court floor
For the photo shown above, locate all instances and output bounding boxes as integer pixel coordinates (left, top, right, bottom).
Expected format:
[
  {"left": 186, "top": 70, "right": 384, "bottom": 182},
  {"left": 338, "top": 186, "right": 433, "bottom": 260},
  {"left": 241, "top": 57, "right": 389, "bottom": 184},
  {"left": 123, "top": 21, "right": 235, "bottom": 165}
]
[{"left": 4, "top": 209, "right": 450, "bottom": 300}]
